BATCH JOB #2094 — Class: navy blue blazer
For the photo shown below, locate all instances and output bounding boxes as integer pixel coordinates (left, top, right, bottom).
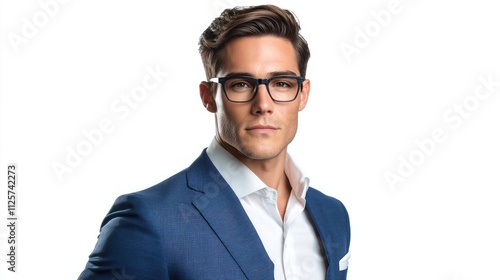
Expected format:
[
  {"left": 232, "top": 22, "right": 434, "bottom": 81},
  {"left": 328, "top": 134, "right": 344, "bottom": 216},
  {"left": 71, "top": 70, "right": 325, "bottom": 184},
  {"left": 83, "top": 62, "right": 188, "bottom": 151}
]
[{"left": 78, "top": 150, "right": 350, "bottom": 280}]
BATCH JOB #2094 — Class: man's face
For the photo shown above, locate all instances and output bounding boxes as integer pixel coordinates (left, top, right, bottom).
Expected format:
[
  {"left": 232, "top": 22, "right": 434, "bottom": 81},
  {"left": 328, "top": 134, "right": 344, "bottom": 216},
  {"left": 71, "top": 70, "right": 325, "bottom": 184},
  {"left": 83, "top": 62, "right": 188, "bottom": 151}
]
[{"left": 202, "top": 35, "right": 310, "bottom": 162}]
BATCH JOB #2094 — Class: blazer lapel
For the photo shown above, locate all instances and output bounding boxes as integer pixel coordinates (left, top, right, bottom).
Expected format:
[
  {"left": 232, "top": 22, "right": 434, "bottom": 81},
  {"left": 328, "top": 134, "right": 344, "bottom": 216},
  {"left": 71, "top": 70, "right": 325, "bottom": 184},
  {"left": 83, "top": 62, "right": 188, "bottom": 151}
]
[
  {"left": 187, "top": 151, "right": 274, "bottom": 279},
  {"left": 306, "top": 189, "right": 349, "bottom": 278}
]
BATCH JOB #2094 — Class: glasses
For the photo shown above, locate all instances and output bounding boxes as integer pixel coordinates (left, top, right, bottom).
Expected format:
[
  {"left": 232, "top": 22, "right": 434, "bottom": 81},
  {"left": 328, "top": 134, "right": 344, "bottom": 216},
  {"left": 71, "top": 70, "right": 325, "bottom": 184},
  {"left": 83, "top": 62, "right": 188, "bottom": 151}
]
[{"left": 210, "top": 75, "right": 305, "bottom": 103}]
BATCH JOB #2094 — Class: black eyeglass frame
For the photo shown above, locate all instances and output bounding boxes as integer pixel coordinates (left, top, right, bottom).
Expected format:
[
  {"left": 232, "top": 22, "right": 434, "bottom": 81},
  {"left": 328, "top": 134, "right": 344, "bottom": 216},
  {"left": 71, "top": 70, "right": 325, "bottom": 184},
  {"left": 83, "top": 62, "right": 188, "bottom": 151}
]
[{"left": 209, "top": 75, "right": 306, "bottom": 103}]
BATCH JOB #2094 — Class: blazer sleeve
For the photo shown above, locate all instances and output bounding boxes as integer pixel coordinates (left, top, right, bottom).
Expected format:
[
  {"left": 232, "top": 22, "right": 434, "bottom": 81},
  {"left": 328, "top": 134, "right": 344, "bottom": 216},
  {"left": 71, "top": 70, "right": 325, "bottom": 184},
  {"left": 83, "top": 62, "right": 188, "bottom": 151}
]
[{"left": 78, "top": 193, "right": 168, "bottom": 280}]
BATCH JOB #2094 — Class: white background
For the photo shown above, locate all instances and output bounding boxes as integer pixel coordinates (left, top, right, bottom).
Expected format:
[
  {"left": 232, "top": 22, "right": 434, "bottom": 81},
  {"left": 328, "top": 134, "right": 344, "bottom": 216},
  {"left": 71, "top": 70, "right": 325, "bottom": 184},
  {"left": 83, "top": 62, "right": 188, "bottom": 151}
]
[{"left": 1, "top": 0, "right": 499, "bottom": 279}]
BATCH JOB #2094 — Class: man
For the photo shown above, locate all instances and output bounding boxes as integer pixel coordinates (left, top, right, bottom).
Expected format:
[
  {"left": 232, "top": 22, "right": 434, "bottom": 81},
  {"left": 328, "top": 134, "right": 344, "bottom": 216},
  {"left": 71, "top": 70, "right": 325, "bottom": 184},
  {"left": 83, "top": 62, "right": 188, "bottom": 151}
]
[{"left": 78, "top": 5, "right": 350, "bottom": 280}]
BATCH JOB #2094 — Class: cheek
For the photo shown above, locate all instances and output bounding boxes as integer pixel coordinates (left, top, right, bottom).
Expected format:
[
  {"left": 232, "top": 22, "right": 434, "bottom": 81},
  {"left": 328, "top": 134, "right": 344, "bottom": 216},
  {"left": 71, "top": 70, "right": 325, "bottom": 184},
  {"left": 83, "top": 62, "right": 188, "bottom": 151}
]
[
  {"left": 216, "top": 102, "right": 245, "bottom": 137},
  {"left": 283, "top": 105, "right": 300, "bottom": 126},
  {"left": 218, "top": 112, "right": 236, "bottom": 133},
  {"left": 287, "top": 115, "right": 299, "bottom": 134},
  {"left": 282, "top": 109, "right": 300, "bottom": 139}
]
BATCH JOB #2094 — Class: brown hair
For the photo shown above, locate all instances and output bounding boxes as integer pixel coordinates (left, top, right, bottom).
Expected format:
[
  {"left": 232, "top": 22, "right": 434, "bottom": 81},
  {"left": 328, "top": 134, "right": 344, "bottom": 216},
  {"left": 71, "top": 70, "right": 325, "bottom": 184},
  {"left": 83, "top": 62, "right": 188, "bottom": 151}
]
[{"left": 198, "top": 5, "right": 310, "bottom": 82}]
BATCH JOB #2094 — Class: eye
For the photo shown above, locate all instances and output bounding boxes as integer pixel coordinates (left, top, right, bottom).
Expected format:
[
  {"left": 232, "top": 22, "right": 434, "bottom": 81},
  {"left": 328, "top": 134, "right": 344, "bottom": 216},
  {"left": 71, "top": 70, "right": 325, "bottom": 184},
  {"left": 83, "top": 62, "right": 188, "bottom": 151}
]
[
  {"left": 270, "top": 78, "right": 295, "bottom": 89},
  {"left": 232, "top": 81, "right": 251, "bottom": 88},
  {"left": 227, "top": 78, "right": 254, "bottom": 92},
  {"left": 274, "top": 81, "right": 291, "bottom": 88}
]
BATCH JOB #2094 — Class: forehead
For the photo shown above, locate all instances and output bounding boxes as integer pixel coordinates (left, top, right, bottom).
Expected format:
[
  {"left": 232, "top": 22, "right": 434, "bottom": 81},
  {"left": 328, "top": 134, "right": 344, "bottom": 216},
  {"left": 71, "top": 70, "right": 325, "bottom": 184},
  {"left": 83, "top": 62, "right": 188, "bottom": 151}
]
[{"left": 219, "top": 36, "right": 299, "bottom": 77}]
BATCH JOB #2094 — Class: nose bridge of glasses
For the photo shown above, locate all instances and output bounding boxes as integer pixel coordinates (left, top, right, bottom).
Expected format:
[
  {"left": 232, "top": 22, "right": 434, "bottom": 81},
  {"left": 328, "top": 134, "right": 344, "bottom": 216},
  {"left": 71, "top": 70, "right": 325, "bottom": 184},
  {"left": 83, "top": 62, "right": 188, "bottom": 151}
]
[
  {"left": 254, "top": 78, "right": 269, "bottom": 88},
  {"left": 254, "top": 78, "right": 273, "bottom": 98}
]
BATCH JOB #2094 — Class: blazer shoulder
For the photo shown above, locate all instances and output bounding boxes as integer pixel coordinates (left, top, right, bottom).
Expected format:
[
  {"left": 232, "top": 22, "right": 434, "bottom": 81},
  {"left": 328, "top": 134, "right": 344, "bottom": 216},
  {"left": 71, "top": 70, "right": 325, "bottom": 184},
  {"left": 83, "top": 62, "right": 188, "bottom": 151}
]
[
  {"left": 118, "top": 149, "right": 215, "bottom": 207},
  {"left": 124, "top": 149, "right": 215, "bottom": 203}
]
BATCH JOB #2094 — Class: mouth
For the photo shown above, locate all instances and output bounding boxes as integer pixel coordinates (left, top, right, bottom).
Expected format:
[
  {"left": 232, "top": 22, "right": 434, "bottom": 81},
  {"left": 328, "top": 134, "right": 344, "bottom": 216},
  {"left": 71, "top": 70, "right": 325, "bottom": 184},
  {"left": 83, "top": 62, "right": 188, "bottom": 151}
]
[{"left": 245, "top": 124, "right": 278, "bottom": 134}]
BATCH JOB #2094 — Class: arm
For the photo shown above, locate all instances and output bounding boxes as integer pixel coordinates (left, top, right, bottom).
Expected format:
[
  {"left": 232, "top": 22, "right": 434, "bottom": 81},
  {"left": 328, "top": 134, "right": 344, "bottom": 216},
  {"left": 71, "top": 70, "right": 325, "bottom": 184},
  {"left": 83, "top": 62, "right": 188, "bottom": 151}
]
[{"left": 78, "top": 193, "right": 168, "bottom": 280}]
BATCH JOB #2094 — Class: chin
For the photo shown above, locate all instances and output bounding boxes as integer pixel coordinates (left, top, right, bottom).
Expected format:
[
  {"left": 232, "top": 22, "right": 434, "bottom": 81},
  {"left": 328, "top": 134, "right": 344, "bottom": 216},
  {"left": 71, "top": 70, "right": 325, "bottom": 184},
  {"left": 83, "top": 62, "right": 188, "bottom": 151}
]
[{"left": 238, "top": 144, "right": 283, "bottom": 161}]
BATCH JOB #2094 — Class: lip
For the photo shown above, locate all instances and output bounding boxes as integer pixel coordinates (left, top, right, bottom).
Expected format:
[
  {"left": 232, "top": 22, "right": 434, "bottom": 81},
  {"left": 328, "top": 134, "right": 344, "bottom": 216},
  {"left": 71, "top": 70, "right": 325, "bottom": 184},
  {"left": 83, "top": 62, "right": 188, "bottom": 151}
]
[{"left": 246, "top": 124, "right": 278, "bottom": 133}]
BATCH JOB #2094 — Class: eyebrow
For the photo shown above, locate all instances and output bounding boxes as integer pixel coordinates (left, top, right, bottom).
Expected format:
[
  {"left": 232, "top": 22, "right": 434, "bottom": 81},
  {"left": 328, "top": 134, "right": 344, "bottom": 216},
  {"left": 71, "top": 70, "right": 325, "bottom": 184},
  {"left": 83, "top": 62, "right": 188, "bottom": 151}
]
[{"left": 223, "top": 70, "right": 299, "bottom": 78}]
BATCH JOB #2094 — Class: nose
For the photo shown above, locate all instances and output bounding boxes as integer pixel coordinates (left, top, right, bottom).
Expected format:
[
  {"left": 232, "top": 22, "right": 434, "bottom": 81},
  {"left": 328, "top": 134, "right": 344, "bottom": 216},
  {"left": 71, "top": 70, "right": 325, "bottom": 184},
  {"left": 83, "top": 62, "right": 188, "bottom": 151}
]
[{"left": 251, "top": 84, "right": 274, "bottom": 115}]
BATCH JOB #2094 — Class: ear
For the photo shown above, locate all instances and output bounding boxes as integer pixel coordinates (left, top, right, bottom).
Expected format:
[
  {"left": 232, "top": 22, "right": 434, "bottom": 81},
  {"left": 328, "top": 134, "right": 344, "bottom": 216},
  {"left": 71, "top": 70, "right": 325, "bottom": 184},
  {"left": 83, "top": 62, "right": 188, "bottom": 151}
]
[
  {"left": 298, "top": 79, "right": 310, "bottom": 111},
  {"left": 199, "top": 81, "right": 217, "bottom": 113}
]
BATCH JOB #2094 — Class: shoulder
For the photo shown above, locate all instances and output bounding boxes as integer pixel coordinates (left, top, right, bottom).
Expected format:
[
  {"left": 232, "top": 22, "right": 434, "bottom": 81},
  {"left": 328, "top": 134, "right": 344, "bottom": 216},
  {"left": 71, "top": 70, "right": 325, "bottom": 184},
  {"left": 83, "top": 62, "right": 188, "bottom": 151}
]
[
  {"left": 107, "top": 149, "right": 220, "bottom": 222},
  {"left": 115, "top": 149, "right": 214, "bottom": 208},
  {"left": 128, "top": 168, "right": 191, "bottom": 202}
]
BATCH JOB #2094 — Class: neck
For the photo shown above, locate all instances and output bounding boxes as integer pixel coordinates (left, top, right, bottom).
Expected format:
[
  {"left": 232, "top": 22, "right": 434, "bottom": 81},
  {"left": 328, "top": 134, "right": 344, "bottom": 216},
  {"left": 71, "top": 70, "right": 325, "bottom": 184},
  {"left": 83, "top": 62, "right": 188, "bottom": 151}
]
[
  {"left": 217, "top": 138, "right": 287, "bottom": 189},
  {"left": 217, "top": 138, "right": 292, "bottom": 220},
  {"left": 240, "top": 153, "right": 291, "bottom": 221}
]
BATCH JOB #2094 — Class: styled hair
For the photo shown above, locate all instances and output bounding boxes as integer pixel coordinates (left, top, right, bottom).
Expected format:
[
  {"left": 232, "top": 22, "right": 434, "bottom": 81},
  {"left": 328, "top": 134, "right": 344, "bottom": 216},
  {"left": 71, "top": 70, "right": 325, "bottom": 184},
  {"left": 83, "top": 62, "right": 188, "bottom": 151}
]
[{"left": 198, "top": 5, "right": 310, "bottom": 82}]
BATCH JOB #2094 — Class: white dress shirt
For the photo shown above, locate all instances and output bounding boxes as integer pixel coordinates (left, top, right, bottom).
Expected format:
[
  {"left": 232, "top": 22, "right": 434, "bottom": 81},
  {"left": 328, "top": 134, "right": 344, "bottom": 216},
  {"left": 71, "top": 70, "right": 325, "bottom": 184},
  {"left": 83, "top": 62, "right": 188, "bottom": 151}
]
[{"left": 206, "top": 138, "right": 327, "bottom": 280}]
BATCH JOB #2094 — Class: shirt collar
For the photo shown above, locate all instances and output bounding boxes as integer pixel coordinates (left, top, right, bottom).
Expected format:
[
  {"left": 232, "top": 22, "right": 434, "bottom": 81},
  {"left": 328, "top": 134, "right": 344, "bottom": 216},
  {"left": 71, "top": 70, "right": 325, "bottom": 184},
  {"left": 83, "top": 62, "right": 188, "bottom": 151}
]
[{"left": 206, "top": 138, "right": 310, "bottom": 200}]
